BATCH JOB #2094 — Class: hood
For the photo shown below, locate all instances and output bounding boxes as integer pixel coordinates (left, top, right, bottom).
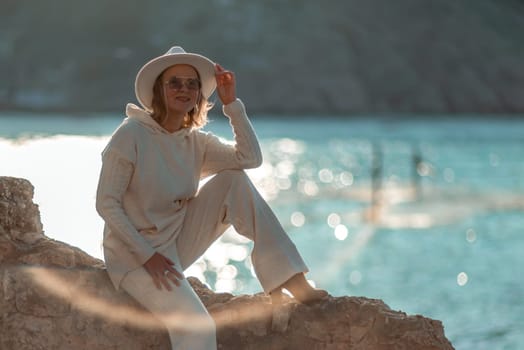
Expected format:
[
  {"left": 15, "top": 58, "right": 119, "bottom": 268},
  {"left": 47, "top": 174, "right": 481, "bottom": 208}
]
[
  {"left": 125, "top": 103, "right": 165, "bottom": 134},
  {"left": 125, "top": 103, "right": 190, "bottom": 137}
]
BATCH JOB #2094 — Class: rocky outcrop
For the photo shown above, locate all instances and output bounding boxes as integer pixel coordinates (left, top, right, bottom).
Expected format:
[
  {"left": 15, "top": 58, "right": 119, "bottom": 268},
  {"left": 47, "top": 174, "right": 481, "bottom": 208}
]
[{"left": 0, "top": 176, "right": 455, "bottom": 349}]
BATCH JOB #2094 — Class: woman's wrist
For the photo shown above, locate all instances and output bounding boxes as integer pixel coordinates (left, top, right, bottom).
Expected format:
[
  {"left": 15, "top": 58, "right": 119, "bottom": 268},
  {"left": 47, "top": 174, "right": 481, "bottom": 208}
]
[
  {"left": 222, "top": 98, "right": 243, "bottom": 116},
  {"left": 221, "top": 96, "right": 237, "bottom": 106}
]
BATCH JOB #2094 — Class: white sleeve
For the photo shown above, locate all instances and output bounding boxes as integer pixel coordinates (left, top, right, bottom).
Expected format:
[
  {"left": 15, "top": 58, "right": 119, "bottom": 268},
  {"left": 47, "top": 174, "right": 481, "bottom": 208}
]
[
  {"left": 201, "top": 99, "right": 263, "bottom": 178},
  {"left": 96, "top": 151, "right": 156, "bottom": 265}
]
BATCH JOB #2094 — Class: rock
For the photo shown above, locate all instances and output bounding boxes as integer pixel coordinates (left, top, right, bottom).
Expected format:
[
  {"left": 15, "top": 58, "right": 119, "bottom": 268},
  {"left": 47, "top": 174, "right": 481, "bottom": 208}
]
[
  {"left": 0, "top": 177, "right": 43, "bottom": 246},
  {"left": 0, "top": 176, "right": 455, "bottom": 349}
]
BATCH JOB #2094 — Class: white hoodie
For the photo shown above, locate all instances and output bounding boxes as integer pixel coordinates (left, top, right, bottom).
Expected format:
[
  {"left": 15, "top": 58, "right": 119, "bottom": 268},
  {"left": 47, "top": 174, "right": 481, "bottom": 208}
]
[{"left": 96, "top": 99, "right": 262, "bottom": 289}]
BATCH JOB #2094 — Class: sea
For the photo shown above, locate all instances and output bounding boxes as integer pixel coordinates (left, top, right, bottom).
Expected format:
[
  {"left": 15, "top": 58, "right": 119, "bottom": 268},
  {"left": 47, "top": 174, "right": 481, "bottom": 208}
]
[{"left": 1, "top": 111, "right": 523, "bottom": 350}]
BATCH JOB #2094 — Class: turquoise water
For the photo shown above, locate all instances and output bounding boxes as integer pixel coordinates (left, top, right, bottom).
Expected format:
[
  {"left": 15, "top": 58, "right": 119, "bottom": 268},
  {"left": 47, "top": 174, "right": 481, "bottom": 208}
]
[{"left": 1, "top": 113, "right": 523, "bottom": 349}]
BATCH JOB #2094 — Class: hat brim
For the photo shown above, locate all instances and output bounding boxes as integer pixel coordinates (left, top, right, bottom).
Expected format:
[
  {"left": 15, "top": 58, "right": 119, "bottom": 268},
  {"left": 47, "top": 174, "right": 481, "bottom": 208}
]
[{"left": 135, "top": 52, "right": 216, "bottom": 110}]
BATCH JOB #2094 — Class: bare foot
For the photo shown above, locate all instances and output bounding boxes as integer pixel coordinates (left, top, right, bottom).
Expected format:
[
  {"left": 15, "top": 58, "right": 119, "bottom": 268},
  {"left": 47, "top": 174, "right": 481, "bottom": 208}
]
[{"left": 276, "top": 273, "right": 328, "bottom": 305}]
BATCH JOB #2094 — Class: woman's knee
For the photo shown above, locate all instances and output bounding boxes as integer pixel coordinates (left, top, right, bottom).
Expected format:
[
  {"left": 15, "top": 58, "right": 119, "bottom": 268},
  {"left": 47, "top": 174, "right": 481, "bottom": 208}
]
[{"left": 213, "top": 169, "right": 252, "bottom": 188}]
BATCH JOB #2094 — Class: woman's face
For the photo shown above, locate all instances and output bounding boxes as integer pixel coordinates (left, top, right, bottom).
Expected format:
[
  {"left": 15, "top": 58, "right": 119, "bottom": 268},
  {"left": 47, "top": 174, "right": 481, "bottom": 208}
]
[{"left": 161, "top": 64, "right": 201, "bottom": 116}]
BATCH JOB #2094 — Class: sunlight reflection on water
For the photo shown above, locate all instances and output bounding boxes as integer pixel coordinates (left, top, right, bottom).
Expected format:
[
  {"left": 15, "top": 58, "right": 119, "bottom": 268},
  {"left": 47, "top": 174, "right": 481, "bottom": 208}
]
[
  {"left": 2, "top": 116, "right": 524, "bottom": 349},
  {"left": 0, "top": 135, "right": 107, "bottom": 258},
  {"left": 2, "top": 131, "right": 524, "bottom": 295}
]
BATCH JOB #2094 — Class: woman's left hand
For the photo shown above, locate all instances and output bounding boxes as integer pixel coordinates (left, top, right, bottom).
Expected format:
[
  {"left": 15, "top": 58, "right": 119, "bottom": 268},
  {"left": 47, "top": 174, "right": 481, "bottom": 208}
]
[{"left": 215, "top": 63, "right": 236, "bottom": 105}]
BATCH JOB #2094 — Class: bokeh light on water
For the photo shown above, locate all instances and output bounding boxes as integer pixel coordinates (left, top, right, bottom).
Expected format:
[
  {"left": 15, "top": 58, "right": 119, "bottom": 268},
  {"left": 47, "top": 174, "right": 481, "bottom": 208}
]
[
  {"left": 457, "top": 272, "right": 469, "bottom": 287},
  {"left": 334, "top": 224, "right": 349, "bottom": 241},
  {"left": 466, "top": 228, "right": 477, "bottom": 243},
  {"left": 290, "top": 211, "right": 305, "bottom": 227}
]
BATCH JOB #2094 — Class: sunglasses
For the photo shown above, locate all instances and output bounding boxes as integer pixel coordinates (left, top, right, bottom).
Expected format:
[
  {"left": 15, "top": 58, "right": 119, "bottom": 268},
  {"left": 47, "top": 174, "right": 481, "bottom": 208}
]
[{"left": 164, "top": 76, "right": 201, "bottom": 91}]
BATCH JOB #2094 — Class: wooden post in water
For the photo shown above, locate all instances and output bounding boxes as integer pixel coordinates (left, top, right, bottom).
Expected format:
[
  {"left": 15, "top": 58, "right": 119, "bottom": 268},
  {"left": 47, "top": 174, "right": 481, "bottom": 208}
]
[
  {"left": 367, "top": 142, "right": 383, "bottom": 222},
  {"left": 412, "top": 144, "right": 423, "bottom": 200}
]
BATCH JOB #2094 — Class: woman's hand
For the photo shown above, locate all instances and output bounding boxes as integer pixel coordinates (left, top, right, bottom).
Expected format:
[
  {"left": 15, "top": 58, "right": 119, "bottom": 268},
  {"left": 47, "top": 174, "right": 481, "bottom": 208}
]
[
  {"left": 143, "top": 252, "right": 185, "bottom": 291},
  {"left": 215, "top": 63, "right": 236, "bottom": 105}
]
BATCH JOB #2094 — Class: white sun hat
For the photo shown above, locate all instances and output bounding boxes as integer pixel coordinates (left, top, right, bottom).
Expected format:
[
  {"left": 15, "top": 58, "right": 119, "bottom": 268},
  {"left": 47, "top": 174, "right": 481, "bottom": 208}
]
[{"left": 134, "top": 46, "right": 216, "bottom": 110}]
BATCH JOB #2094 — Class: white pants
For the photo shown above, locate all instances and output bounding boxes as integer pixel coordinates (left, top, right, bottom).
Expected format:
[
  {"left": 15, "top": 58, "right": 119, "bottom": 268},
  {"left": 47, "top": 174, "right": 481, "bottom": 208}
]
[{"left": 121, "top": 170, "right": 308, "bottom": 350}]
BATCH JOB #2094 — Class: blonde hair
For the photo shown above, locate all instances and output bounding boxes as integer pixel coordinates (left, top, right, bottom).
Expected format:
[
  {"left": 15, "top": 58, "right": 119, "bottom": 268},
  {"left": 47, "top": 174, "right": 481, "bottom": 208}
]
[{"left": 149, "top": 70, "right": 213, "bottom": 129}]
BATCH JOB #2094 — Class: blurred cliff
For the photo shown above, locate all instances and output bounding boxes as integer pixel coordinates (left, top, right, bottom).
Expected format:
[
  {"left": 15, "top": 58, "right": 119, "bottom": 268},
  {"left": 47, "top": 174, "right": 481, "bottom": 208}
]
[{"left": 1, "top": 0, "right": 524, "bottom": 115}]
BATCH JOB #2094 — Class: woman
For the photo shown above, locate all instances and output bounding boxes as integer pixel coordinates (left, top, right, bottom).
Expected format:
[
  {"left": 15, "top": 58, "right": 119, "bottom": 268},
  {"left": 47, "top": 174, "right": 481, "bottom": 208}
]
[{"left": 96, "top": 46, "right": 327, "bottom": 349}]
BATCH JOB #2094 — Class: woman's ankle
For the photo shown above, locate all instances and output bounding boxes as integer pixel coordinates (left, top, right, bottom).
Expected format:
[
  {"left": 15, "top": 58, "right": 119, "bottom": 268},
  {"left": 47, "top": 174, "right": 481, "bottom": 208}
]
[
  {"left": 280, "top": 273, "right": 299, "bottom": 292},
  {"left": 279, "top": 273, "right": 327, "bottom": 304}
]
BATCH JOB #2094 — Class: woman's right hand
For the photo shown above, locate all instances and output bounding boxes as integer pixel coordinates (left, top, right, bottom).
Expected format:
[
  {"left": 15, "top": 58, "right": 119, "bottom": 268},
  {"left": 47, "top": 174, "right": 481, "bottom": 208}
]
[
  {"left": 143, "top": 252, "right": 185, "bottom": 291},
  {"left": 215, "top": 63, "right": 236, "bottom": 105}
]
